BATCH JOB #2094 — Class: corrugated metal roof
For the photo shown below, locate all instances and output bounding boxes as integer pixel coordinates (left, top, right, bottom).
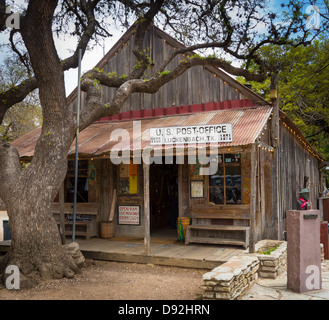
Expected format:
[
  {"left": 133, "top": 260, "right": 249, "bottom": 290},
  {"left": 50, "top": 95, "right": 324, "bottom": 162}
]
[{"left": 12, "top": 106, "right": 272, "bottom": 159}]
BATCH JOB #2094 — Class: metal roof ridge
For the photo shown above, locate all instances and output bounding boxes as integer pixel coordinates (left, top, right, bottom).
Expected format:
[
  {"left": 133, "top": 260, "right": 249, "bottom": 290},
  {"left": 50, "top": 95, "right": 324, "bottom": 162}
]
[{"left": 96, "top": 101, "right": 271, "bottom": 123}]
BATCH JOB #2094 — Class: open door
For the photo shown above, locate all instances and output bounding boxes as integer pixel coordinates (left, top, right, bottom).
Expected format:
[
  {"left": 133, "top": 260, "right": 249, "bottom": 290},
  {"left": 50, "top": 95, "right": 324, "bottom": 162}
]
[{"left": 150, "top": 163, "right": 178, "bottom": 232}]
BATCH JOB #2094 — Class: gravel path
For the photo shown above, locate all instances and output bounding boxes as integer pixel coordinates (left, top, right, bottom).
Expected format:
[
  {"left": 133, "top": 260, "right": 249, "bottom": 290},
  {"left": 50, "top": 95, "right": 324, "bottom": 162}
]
[{"left": 0, "top": 259, "right": 206, "bottom": 300}]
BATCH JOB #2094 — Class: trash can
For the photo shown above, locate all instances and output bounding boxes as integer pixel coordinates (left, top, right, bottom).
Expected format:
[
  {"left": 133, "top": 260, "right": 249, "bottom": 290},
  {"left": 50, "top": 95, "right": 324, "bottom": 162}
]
[{"left": 3, "top": 220, "right": 11, "bottom": 241}]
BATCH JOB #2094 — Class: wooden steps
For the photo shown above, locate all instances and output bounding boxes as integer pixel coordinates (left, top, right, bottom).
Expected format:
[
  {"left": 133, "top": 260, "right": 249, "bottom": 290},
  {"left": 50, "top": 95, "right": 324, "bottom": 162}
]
[
  {"left": 187, "top": 224, "right": 249, "bottom": 231},
  {"left": 185, "top": 207, "right": 251, "bottom": 249},
  {"left": 185, "top": 224, "right": 249, "bottom": 249},
  {"left": 185, "top": 235, "right": 246, "bottom": 247}
]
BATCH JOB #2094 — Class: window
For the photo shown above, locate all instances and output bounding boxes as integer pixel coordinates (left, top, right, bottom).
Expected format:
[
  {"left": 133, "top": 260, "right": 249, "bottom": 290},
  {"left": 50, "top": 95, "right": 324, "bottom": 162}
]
[
  {"left": 209, "top": 154, "right": 241, "bottom": 205},
  {"left": 67, "top": 160, "right": 89, "bottom": 203}
]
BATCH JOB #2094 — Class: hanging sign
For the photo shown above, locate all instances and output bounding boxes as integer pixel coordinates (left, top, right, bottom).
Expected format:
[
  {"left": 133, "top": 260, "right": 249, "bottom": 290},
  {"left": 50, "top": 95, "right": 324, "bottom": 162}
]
[{"left": 150, "top": 124, "right": 233, "bottom": 145}]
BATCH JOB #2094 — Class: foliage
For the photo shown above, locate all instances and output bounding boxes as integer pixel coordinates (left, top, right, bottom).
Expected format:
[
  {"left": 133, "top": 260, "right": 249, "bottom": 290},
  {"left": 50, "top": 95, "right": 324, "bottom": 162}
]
[
  {"left": 237, "top": 38, "right": 329, "bottom": 161},
  {"left": 0, "top": 0, "right": 328, "bottom": 287},
  {"left": 258, "top": 245, "right": 279, "bottom": 255},
  {"left": 0, "top": 57, "right": 42, "bottom": 142}
]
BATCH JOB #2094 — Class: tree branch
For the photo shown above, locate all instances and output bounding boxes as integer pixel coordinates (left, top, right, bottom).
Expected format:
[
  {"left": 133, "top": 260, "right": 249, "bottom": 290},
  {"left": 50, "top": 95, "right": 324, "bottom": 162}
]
[
  {"left": 60, "top": 0, "right": 100, "bottom": 71},
  {"left": 79, "top": 52, "right": 267, "bottom": 130},
  {"left": 0, "top": 77, "right": 38, "bottom": 124},
  {"left": 130, "top": 0, "right": 165, "bottom": 79}
]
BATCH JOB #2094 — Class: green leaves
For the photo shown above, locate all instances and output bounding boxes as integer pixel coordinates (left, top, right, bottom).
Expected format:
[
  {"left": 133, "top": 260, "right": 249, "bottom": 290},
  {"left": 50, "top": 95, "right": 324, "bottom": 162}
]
[
  {"left": 0, "top": 57, "right": 42, "bottom": 143},
  {"left": 238, "top": 39, "right": 329, "bottom": 161},
  {"left": 157, "top": 70, "right": 171, "bottom": 76}
]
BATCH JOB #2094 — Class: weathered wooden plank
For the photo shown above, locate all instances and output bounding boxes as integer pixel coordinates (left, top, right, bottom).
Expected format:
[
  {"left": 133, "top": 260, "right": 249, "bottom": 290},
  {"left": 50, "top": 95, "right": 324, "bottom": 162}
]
[
  {"left": 52, "top": 202, "right": 98, "bottom": 215},
  {"left": 191, "top": 206, "right": 250, "bottom": 219},
  {"left": 143, "top": 162, "right": 150, "bottom": 255},
  {"left": 249, "top": 144, "right": 258, "bottom": 253},
  {"left": 109, "top": 189, "right": 117, "bottom": 222},
  {"left": 188, "top": 225, "right": 249, "bottom": 231},
  {"left": 186, "top": 236, "right": 246, "bottom": 247}
]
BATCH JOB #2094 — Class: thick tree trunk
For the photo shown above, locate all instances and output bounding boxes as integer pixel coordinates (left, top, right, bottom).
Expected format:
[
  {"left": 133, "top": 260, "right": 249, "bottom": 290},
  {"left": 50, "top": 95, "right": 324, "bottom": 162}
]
[
  {"left": 1, "top": 200, "right": 79, "bottom": 288},
  {"left": 0, "top": 0, "right": 83, "bottom": 288},
  {"left": 0, "top": 123, "right": 81, "bottom": 288}
]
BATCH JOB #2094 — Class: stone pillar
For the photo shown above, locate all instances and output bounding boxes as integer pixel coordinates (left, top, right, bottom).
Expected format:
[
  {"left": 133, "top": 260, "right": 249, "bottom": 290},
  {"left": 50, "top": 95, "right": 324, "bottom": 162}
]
[{"left": 287, "top": 210, "right": 322, "bottom": 293}]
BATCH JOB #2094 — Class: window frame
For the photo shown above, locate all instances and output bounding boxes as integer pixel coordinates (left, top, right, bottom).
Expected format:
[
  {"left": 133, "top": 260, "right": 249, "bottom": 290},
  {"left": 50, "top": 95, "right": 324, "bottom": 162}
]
[{"left": 207, "top": 153, "right": 242, "bottom": 205}]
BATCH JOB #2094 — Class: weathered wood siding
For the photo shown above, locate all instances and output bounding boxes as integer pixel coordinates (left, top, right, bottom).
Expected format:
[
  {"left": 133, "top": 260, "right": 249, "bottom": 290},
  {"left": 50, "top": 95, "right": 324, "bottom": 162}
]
[
  {"left": 261, "top": 122, "right": 320, "bottom": 240},
  {"left": 70, "top": 27, "right": 256, "bottom": 113},
  {"left": 278, "top": 124, "right": 320, "bottom": 231}
]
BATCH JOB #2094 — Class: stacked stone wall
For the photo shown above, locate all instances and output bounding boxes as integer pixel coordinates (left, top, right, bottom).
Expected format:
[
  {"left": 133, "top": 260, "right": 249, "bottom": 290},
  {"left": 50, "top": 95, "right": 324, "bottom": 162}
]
[
  {"left": 202, "top": 240, "right": 289, "bottom": 300},
  {"left": 256, "top": 240, "right": 287, "bottom": 279},
  {"left": 202, "top": 255, "right": 259, "bottom": 300}
]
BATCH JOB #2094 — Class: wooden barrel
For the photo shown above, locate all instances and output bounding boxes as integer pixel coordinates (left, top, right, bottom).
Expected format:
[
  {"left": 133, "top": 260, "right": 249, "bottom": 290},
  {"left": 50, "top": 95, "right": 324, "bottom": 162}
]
[
  {"left": 101, "top": 221, "right": 114, "bottom": 239},
  {"left": 177, "top": 217, "right": 191, "bottom": 239}
]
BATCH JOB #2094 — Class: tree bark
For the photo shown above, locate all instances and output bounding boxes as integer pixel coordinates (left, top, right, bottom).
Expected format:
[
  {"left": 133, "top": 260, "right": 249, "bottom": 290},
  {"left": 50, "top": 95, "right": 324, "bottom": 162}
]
[
  {"left": 0, "top": 123, "right": 80, "bottom": 287},
  {"left": 0, "top": 0, "right": 81, "bottom": 288}
]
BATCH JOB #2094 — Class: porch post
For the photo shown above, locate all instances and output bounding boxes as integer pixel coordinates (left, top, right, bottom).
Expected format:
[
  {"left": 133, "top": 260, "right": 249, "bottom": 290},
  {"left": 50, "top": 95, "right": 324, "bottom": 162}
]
[
  {"left": 178, "top": 164, "right": 183, "bottom": 218},
  {"left": 249, "top": 144, "right": 258, "bottom": 253},
  {"left": 270, "top": 74, "right": 281, "bottom": 240},
  {"left": 143, "top": 162, "right": 151, "bottom": 255}
]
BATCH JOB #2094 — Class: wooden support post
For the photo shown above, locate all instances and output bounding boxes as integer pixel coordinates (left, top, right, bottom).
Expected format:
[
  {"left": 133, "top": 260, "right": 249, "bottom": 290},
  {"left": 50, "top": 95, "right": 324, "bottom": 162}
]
[
  {"left": 59, "top": 181, "right": 65, "bottom": 245},
  {"left": 260, "top": 148, "right": 266, "bottom": 239},
  {"left": 270, "top": 73, "right": 281, "bottom": 240},
  {"left": 178, "top": 164, "right": 183, "bottom": 218},
  {"left": 249, "top": 144, "right": 258, "bottom": 253},
  {"left": 270, "top": 74, "right": 279, "bottom": 148},
  {"left": 143, "top": 162, "right": 150, "bottom": 255}
]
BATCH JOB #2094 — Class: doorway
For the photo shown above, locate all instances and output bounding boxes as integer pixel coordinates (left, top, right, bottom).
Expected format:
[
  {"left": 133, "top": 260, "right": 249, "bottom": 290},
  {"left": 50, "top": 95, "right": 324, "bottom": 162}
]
[{"left": 150, "top": 163, "right": 178, "bottom": 235}]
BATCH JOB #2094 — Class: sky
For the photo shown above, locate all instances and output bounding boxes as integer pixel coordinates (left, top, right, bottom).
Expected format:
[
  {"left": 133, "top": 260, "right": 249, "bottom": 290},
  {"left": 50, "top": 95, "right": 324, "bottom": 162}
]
[
  {"left": 0, "top": 0, "right": 327, "bottom": 96},
  {"left": 56, "top": 27, "right": 124, "bottom": 96}
]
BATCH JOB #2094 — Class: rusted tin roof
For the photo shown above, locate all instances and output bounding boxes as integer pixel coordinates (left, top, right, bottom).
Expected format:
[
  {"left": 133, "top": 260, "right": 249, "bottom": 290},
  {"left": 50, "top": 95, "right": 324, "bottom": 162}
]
[{"left": 12, "top": 105, "right": 273, "bottom": 159}]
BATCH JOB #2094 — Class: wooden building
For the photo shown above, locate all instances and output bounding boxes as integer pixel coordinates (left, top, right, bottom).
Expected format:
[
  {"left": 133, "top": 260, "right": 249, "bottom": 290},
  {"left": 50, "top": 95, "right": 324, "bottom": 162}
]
[{"left": 12, "top": 25, "right": 325, "bottom": 252}]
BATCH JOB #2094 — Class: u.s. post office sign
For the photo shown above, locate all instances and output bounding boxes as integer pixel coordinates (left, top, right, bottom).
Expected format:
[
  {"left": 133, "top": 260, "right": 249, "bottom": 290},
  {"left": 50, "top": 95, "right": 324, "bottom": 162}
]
[{"left": 150, "top": 124, "right": 233, "bottom": 145}]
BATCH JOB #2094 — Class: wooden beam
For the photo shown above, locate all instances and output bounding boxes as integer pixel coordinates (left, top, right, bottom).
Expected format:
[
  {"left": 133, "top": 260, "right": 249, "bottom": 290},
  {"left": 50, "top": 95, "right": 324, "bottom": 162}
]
[
  {"left": 109, "top": 189, "right": 117, "bottom": 222},
  {"left": 260, "top": 148, "right": 266, "bottom": 239},
  {"left": 249, "top": 144, "right": 258, "bottom": 253},
  {"left": 270, "top": 74, "right": 279, "bottom": 148},
  {"left": 143, "top": 162, "right": 151, "bottom": 255},
  {"left": 178, "top": 164, "right": 183, "bottom": 218}
]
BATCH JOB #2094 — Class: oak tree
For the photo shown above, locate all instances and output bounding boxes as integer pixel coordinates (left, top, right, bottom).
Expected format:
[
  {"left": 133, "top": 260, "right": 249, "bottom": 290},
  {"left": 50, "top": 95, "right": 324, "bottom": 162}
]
[{"left": 0, "top": 0, "right": 326, "bottom": 287}]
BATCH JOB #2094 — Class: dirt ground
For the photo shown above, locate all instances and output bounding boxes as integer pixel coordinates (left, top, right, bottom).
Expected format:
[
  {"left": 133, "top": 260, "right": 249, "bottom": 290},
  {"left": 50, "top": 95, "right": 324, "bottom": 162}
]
[{"left": 0, "top": 259, "right": 206, "bottom": 300}]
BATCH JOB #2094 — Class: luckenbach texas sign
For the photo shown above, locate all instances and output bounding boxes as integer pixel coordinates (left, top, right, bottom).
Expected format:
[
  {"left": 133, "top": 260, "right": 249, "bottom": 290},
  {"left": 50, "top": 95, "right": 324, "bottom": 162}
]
[{"left": 150, "top": 124, "right": 233, "bottom": 145}]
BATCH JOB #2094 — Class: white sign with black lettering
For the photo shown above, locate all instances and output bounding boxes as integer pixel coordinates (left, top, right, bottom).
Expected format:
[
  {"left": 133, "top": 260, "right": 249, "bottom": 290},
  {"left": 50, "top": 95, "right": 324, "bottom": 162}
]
[{"left": 150, "top": 124, "right": 233, "bottom": 145}]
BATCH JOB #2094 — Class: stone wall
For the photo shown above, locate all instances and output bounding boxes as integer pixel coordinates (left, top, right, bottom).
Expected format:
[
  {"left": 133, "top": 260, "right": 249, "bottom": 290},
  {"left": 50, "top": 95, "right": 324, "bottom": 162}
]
[
  {"left": 256, "top": 240, "right": 287, "bottom": 279},
  {"left": 201, "top": 240, "right": 288, "bottom": 300},
  {"left": 202, "top": 255, "right": 259, "bottom": 300}
]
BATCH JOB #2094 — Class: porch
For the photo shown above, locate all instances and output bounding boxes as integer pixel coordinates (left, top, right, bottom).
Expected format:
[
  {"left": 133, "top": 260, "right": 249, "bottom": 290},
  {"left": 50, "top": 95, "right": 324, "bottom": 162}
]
[{"left": 0, "top": 232, "right": 243, "bottom": 270}]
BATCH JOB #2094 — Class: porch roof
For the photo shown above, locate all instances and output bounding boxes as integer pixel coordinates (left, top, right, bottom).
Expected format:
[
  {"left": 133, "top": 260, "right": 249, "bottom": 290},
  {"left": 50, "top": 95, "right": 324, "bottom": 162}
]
[{"left": 12, "top": 103, "right": 273, "bottom": 159}]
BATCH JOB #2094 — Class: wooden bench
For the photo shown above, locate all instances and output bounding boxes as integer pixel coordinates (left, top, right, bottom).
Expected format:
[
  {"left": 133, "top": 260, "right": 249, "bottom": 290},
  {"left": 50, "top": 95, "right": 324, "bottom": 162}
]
[
  {"left": 51, "top": 203, "right": 98, "bottom": 240},
  {"left": 57, "top": 220, "right": 92, "bottom": 240},
  {"left": 185, "top": 206, "right": 250, "bottom": 249}
]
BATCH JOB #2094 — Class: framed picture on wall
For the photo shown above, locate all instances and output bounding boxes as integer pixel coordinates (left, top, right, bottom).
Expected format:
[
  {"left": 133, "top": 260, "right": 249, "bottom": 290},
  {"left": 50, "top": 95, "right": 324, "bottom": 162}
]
[{"left": 190, "top": 180, "right": 204, "bottom": 198}]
